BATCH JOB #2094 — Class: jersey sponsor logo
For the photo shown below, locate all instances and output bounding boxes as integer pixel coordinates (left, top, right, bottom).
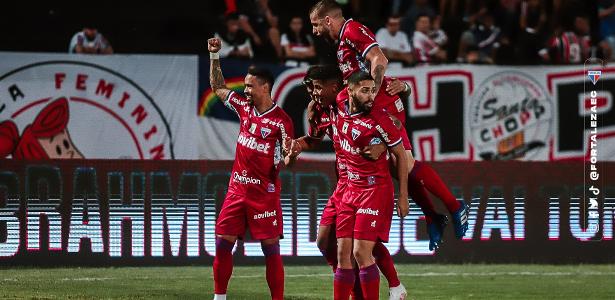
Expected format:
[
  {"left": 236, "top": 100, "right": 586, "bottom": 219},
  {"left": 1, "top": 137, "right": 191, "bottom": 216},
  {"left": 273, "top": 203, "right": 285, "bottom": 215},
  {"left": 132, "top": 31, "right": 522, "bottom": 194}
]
[
  {"left": 339, "top": 62, "right": 352, "bottom": 74},
  {"left": 369, "top": 137, "right": 382, "bottom": 145},
  {"left": 267, "top": 183, "right": 275, "bottom": 192},
  {"left": 375, "top": 125, "right": 391, "bottom": 143},
  {"left": 347, "top": 171, "right": 360, "bottom": 180},
  {"left": 367, "top": 176, "right": 375, "bottom": 185},
  {"left": 351, "top": 128, "right": 361, "bottom": 140},
  {"left": 249, "top": 123, "right": 257, "bottom": 134},
  {"left": 342, "top": 122, "right": 349, "bottom": 134},
  {"left": 340, "top": 138, "right": 361, "bottom": 155},
  {"left": 337, "top": 50, "right": 344, "bottom": 61},
  {"left": 395, "top": 98, "right": 404, "bottom": 112},
  {"left": 353, "top": 118, "right": 373, "bottom": 129},
  {"left": 233, "top": 170, "right": 261, "bottom": 185},
  {"left": 237, "top": 133, "right": 271, "bottom": 154},
  {"left": 253, "top": 209, "right": 277, "bottom": 220},
  {"left": 261, "top": 127, "right": 271, "bottom": 138},
  {"left": 359, "top": 26, "right": 374, "bottom": 41},
  {"left": 470, "top": 72, "right": 552, "bottom": 160},
  {"left": 357, "top": 207, "right": 379, "bottom": 216}
]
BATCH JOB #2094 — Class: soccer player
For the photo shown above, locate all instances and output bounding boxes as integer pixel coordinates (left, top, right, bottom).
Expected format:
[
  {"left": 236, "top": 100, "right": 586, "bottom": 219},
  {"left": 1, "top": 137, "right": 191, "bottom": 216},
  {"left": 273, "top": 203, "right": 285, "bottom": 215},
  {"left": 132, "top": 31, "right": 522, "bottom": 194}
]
[
  {"left": 337, "top": 71, "right": 408, "bottom": 300},
  {"left": 285, "top": 65, "right": 409, "bottom": 299},
  {"left": 208, "top": 37, "right": 295, "bottom": 300},
  {"left": 310, "top": 0, "right": 468, "bottom": 250}
]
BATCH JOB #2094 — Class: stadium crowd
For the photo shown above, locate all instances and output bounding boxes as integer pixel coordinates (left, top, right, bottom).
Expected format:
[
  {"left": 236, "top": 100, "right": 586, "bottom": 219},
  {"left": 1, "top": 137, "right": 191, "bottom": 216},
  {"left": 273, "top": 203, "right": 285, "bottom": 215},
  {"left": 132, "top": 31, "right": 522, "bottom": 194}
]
[{"left": 211, "top": 0, "right": 614, "bottom": 65}]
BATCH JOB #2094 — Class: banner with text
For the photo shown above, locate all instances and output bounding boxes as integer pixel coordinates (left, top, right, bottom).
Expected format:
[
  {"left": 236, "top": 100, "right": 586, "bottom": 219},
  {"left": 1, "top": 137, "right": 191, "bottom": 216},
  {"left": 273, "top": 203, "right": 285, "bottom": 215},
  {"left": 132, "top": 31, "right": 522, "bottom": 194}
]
[
  {"left": 0, "top": 52, "right": 199, "bottom": 160},
  {"left": 0, "top": 160, "right": 613, "bottom": 265}
]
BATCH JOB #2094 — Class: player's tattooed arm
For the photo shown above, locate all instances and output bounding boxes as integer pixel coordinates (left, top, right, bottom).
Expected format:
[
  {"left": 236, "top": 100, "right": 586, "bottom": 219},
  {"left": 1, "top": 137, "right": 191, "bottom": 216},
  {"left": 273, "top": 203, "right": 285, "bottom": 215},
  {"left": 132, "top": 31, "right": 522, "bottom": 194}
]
[
  {"left": 365, "top": 46, "right": 388, "bottom": 92},
  {"left": 208, "top": 38, "right": 232, "bottom": 100}
]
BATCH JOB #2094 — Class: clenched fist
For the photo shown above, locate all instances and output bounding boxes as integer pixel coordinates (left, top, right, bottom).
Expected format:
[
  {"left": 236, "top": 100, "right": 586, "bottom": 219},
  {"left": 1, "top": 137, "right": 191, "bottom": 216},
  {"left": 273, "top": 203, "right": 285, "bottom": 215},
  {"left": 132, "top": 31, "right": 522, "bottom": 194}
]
[{"left": 208, "top": 38, "right": 222, "bottom": 53}]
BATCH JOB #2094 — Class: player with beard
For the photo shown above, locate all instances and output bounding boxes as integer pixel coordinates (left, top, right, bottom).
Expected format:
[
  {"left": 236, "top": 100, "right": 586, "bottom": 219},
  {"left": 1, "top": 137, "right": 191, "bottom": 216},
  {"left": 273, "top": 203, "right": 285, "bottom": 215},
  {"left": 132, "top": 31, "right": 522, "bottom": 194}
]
[
  {"left": 310, "top": 0, "right": 469, "bottom": 250},
  {"left": 208, "top": 37, "right": 295, "bottom": 300},
  {"left": 285, "top": 65, "right": 410, "bottom": 299},
  {"left": 335, "top": 71, "right": 408, "bottom": 300}
]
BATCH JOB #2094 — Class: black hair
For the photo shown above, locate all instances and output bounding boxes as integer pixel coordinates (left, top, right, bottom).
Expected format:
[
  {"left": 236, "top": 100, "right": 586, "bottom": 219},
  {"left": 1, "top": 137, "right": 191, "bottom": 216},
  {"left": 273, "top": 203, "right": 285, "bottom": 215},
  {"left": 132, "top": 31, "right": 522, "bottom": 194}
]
[
  {"left": 306, "top": 65, "right": 343, "bottom": 87},
  {"left": 247, "top": 66, "right": 274, "bottom": 91},
  {"left": 415, "top": 13, "right": 431, "bottom": 22},
  {"left": 347, "top": 71, "right": 373, "bottom": 87}
]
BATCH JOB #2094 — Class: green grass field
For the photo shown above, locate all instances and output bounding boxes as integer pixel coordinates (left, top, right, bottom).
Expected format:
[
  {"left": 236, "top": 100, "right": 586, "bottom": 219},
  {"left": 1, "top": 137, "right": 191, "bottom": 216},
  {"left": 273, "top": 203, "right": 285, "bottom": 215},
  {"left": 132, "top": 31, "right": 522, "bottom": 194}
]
[{"left": 0, "top": 264, "right": 613, "bottom": 299}]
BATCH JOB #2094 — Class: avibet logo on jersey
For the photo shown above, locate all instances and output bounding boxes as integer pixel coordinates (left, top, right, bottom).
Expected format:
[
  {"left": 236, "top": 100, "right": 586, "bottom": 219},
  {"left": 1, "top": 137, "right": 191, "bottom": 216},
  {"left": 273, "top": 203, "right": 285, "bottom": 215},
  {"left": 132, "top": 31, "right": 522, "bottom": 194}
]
[{"left": 237, "top": 132, "right": 271, "bottom": 153}]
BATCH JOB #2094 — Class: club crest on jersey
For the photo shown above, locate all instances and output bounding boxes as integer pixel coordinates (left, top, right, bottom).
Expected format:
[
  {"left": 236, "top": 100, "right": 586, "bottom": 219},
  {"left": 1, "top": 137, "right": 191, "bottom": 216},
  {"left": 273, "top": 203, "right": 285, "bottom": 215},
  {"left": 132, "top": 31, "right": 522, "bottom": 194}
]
[
  {"left": 588, "top": 70, "right": 601, "bottom": 85},
  {"left": 261, "top": 127, "right": 272, "bottom": 138},
  {"left": 249, "top": 123, "right": 257, "bottom": 134},
  {"left": 351, "top": 128, "right": 361, "bottom": 140}
]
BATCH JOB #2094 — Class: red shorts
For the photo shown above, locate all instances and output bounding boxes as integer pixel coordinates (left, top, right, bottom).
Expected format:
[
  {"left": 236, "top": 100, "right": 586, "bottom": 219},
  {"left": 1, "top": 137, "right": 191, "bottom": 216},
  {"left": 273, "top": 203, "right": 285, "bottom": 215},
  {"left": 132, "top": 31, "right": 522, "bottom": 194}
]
[
  {"left": 216, "top": 192, "right": 283, "bottom": 240},
  {"left": 319, "top": 181, "right": 347, "bottom": 226},
  {"left": 336, "top": 180, "right": 394, "bottom": 242}
]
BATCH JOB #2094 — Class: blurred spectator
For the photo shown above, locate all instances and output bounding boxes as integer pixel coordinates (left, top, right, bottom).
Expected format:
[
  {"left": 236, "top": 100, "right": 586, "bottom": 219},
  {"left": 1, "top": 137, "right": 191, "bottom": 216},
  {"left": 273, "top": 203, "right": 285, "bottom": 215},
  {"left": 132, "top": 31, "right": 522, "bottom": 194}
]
[
  {"left": 413, "top": 14, "right": 447, "bottom": 64},
  {"left": 401, "top": 0, "right": 436, "bottom": 36},
  {"left": 517, "top": 0, "right": 548, "bottom": 64},
  {"left": 539, "top": 14, "right": 590, "bottom": 64},
  {"left": 458, "top": 13, "right": 502, "bottom": 64},
  {"left": 376, "top": 14, "right": 414, "bottom": 67},
  {"left": 215, "top": 13, "right": 253, "bottom": 59},
  {"left": 280, "top": 16, "right": 316, "bottom": 67},
  {"left": 430, "top": 15, "right": 449, "bottom": 48},
  {"left": 599, "top": 0, "right": 615, "bottom": 61},
  {"left": 68, "top": 27, "right": 113, "bottom": 54},
  {"left": 235, "top": 0, "right": 282, "bottom": 62}
]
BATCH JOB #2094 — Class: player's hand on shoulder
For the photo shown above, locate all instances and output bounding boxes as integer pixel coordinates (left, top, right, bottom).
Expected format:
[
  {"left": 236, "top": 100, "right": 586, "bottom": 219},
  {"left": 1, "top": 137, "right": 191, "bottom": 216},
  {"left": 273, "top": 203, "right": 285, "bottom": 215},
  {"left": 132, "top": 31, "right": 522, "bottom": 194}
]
[
  {"left": 208, "top": 38, "right": 222, "bottom": 53},
  {"left": 385, "top": 77, "right": 409, "bottom": 96}
]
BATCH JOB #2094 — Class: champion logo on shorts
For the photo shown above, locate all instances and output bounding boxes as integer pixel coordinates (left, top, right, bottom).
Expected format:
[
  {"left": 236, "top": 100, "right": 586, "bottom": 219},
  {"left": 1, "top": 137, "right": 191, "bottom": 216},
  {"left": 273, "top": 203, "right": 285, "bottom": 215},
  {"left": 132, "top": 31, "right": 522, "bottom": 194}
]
[
  {"left": 267, "top": 183, "right": 275, "bottom": 192},
  {"left": 254, "top": 210, "right": 277, "bottom": 220},
  {"left": 357, "top": 208, "right": 379, "bottom": 216}
]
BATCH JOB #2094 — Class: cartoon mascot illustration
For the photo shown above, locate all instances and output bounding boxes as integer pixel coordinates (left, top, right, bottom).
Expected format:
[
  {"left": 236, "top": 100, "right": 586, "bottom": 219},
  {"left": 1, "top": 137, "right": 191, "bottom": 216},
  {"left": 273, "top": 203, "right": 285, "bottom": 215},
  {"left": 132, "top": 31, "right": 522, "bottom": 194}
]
[{"left": 0, "top": 97, "right": 84, "bottom": 159}]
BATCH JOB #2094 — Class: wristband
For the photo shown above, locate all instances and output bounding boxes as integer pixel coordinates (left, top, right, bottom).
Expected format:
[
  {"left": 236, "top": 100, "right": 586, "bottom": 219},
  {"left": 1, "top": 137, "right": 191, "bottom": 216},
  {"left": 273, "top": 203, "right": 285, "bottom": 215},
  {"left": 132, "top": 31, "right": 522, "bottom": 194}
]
[
  {"left": 403, "top": 82, "right": 409, "bottom": 92},
  {"left": 210, "top": 52, "right": 219, "bottom": 59}
]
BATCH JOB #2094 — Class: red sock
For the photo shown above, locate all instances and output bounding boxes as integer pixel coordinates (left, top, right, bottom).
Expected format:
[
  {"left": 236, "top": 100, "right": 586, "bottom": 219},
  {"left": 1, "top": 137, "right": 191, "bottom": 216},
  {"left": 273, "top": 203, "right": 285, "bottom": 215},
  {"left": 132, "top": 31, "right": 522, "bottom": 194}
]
[
  {"left": 408, "top": 172, "right": 437, "bottom": 223},
  {"left": 262, "top": 242, "right": 284, "bottom": 300},
  {"left": 411, "top": 161, "right": 460, "bottom": 213},
  {"left": 351, "top": 267, "right": 364, "bottom": 300},
  {"left": 359, "top": 264, "right": 380, "bottom": 299},
  {"left": 213, "top": 237, "right": 235, "bottom": 295},
  {"left": 334, "top": 268, "right": 355, "bottom": 300},
  {"left": 372, "top": 242, "right": 400, "bottom": 288},
  {"left": 320, "top": 248, "right": 338, "bottom": 273}
]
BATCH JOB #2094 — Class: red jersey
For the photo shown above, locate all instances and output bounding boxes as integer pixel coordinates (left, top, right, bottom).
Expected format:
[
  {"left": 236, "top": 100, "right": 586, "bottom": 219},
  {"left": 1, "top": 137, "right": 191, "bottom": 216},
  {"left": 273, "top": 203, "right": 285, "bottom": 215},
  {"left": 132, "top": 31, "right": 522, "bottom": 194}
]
[
  {"left": 335, "top": 100, "right": 402, "bottom": 188},
  {"left": 540, "top": 32, "right": 590, "bottom": 64},
  {"left": 337, "top": 19, "right": 379, "bottom": 80},
  {"left": 224, "top": 91, "right": 294, "bottom": 196},
  {"left": 306, "top": 100, "right": 348, "bottom": 182},
  {"left": 337, "top": 19, "right": 405, "bottom": 123}
]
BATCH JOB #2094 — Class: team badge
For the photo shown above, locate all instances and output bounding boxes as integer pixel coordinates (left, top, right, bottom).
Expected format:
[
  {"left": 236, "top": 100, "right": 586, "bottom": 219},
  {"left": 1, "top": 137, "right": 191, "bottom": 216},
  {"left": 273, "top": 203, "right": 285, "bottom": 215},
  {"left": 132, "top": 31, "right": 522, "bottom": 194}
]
[
  {"left": 588, "top": 70, "right": 601, "bottom": 85},
  {"left": 261, "top": 127, "right": 272, "bottom": 138},
  {"left": 351, "top": 128, "right": 361, "bottom": 140}
]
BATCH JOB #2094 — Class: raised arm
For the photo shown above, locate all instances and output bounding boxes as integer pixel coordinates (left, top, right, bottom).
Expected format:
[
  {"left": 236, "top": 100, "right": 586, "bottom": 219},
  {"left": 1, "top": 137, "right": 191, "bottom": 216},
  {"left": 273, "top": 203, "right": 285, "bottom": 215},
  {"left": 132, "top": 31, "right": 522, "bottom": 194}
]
[
  {"left": 208, "top": 38, "right": 232, "bottom": 101},
  {"left": 389, "top": 143, "right": 409, "bottom": 217}
]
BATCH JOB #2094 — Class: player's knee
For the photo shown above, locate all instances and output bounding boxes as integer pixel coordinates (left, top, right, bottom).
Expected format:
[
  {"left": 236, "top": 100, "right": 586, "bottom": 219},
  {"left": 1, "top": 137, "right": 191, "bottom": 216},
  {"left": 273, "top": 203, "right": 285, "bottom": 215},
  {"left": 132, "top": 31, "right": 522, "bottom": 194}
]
[
  {"left": 216, "top": 236, "right": 236, "bottom": 253},
  {"left": 260, "top": 239, "right": 280, "bottom": 257},
  {"left": 352, "top": 247, "right": 372, "bottom": 265}
]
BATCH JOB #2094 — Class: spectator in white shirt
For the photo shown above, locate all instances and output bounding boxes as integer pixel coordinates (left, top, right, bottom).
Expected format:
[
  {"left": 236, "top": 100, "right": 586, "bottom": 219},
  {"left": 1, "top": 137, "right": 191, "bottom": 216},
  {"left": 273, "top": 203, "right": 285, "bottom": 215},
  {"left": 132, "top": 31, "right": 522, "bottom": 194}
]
[
  {"left": 376, "top": 14, "right": 414, "bottom": 67},
  {"left": 69, "top": 27, "right": 113, "bottom": 54},
  {"left": 412, "top": 14, "right": 447, "bottom": 64},
  {"left": 280, "top": 16, "right": 316, "bottom": 67}
]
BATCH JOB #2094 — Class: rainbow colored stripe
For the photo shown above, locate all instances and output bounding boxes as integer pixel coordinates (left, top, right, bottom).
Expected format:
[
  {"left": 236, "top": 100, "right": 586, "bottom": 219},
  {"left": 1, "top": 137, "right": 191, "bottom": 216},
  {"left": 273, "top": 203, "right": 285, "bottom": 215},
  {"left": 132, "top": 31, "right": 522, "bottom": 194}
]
[{"left": 198, "top": 77, "right": 245, "bottom": 116}]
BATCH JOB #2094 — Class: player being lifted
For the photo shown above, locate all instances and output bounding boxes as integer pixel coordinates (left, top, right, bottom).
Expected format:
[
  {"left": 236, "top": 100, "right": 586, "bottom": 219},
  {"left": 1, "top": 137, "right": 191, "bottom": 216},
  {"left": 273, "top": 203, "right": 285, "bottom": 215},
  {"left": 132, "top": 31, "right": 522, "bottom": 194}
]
[
  {"left": 285, "top": 65, "right": 410, "bottom": 299},
  {"left": 309, "top": 0, "right": 469, "bottom": 250},
  {"left": 208, "top": 37, "right": 295, "bottom": 300}
]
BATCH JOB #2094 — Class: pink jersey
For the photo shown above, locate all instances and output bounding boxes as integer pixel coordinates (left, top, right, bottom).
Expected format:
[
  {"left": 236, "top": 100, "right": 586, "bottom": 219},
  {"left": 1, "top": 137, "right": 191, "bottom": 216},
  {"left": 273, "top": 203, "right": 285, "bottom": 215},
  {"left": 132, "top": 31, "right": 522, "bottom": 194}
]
[
  {"left": 307, "top": 100, "right": 348, "bottom": 182},
  {"left": 336, "top": 19, "right": 379, "bottom": 80},
  {"left": 335, "top": 100, "right": 402, "bottom": 188},
  {"left": 224, "top": 91, "right": 294, "bottom": 196}
]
